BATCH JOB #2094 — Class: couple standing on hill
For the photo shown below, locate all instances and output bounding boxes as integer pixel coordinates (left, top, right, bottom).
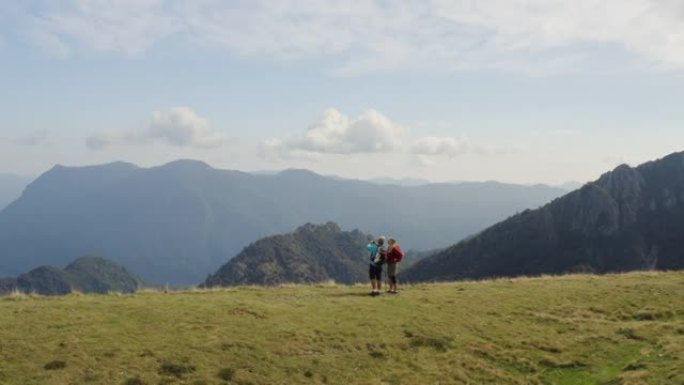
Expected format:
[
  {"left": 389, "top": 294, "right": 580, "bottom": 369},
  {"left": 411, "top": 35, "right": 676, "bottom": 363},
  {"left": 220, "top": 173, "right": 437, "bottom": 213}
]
[{"left": 367, "top": 236, "right": 404, "bottom": 296}]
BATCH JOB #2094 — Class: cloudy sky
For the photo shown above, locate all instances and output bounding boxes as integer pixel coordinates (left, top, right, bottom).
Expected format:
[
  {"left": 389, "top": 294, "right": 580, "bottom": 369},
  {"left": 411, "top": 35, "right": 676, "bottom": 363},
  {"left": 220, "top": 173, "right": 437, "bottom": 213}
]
[{"left": 1, "top": 0, "right": 683, "bottom": 184}]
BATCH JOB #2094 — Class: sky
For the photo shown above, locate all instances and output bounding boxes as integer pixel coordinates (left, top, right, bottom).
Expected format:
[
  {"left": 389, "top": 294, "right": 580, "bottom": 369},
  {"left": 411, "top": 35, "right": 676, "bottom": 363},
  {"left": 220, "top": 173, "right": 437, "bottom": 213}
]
[{"left": 1, "top": 0, "right": 684, "bottom": 185}]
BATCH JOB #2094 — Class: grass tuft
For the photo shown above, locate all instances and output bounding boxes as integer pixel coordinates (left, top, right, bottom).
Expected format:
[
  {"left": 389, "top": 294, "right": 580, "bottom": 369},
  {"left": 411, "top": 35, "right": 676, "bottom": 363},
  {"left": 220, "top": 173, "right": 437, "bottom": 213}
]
[
  {"left": 124, "top": 377, "right": 146, "bottom": 385},
  {"left": 632, "top": 308, "right": 675, "bottom": 321},
  {"left": 624, "top": 362, "right": 647, "bottom": 371},
  {"left": 3, "top": 289, "right": 33, "bottom": 301},
  {"left": 158, "top": 362, "right": 196, "bottom": 379},
  {"left": 408, "top": 335, "right": 453, "bottom": 352},
  {"left": 366, "top": 343, "right": 387, "bottom": 359},
  {"left": 218, "top": 367, "right": 235, "bottom": 381},
  {"left": 538, "top": 358, "right": 586, "bottom": 369},
  {"left": 616, "top": 328, "right": 646, "bottom": 341},
  {"left": 43, "top": 360, "right": 66, "bottom": 370}
]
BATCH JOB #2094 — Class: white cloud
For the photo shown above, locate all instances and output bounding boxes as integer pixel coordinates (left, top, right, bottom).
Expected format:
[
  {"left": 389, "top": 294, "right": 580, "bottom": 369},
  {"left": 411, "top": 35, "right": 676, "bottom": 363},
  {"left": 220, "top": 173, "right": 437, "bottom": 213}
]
[
  {"left": 87, "top": 107, "right": 227, "bottom": 149},
  {"left": 31, "top": 0, "right": 181, "bottom": 55},
  {"left": 410, "top": 135, "right": 516, "bottom": 167},
  {"left": 261, "top": 109, "right": 512, "bottom": 165},
  {"left": 261, "top": 108, "right": 405, "bottom": 158},
  {"left": 21, "top": 0, "right": 684, "bottom": 73},
  {"left": 257, "top": 137, "right": 321, "bottom": 161},
  {"left": 147, "top": 107, "right": 225, "bottom": 148},
  {"left": 435, "top": 0, "right": 684, "bottom": 70},
  {"left": 412, "top": 136, "right": 473, "bottom": 158}
]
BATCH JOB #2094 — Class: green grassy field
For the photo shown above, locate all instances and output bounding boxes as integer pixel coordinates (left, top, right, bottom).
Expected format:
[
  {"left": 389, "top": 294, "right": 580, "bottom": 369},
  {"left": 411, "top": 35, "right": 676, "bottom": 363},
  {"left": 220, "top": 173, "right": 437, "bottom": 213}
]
[{"left": 1, "top": 272, "right": 683, "bottom": 385}]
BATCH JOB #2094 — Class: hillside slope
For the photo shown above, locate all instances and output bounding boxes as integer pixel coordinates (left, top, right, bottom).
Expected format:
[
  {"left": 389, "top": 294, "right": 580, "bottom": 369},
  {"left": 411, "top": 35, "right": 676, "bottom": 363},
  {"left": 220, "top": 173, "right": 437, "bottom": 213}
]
[
  {"left": 0, "top": 256, "right": 144, "bottom": 295},
  {"left": 0, "top": 173, "right": 30, "bottom": 210},
  {"left": 404, "top": 151, "right": 684, "bottom": 282},
  {"left": 1, "top": 272, "right": 682, "bottom": 384},
  {"left": 0, "top": 160, "right": 566, "bottom": 285},
  {"left": 204, "top": 222, "right": 371, "bottom": 286}
]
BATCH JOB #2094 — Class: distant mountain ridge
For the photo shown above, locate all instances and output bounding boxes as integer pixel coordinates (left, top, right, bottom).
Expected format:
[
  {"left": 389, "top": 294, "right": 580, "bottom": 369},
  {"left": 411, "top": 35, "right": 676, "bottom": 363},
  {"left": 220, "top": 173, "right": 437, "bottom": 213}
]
[
  {"left": 0, "top": 173, "right": 31, "bottom": 210},
  {"left": 204, "top": 222, "right": 371, "bottom": 286},
  {"left": 0, "top": 256, "right": 144, "bottom": 296},
  {"left": 404, "top": 151, "right": 684, "bottom": 282},
  {"left": 0, "top": 160, "right": 567, "bottom": 285}
]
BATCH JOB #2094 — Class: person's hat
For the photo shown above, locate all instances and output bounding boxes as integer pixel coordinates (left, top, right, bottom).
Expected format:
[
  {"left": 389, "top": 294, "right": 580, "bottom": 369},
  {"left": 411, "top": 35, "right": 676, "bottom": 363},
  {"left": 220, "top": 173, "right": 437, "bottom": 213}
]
[{"left": 378, "top": 235, "right": 386, "bottom": 244}]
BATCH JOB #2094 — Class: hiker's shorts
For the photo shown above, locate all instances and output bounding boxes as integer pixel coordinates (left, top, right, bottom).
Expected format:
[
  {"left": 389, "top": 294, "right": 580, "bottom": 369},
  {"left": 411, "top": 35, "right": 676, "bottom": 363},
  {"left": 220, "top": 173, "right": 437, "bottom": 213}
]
[
  {"left": 369, "top": 265, "right": 382, "bottom": 280},
  {"left": 387, "top": 263, "right": 398, "bottom": 279}
]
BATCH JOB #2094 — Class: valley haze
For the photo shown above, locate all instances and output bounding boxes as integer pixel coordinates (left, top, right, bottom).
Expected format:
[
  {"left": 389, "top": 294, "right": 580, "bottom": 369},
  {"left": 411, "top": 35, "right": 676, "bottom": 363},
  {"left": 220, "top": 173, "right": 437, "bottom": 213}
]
[{"left": 0, "top": 160, "right": 568, "bottom": 286}]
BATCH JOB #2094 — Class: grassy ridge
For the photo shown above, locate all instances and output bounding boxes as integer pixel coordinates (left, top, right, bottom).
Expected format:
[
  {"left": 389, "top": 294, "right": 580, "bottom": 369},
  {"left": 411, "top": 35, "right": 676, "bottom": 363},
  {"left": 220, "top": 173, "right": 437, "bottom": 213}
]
[{"left": 1, "top": 272, "right": 683, "bottom": 385}]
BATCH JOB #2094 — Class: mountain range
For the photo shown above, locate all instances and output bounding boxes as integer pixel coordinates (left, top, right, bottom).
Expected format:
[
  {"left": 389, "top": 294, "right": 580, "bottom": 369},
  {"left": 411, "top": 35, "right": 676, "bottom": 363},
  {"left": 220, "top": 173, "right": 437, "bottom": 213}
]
[
  {"left": 0, "top": 160, "right": 567, "bottom": 285},
  {"left": 0, "top": 256, "right": 144, "bottom": 296},
  {"left": 404, "top": 151, "right": 684, "bottom": 282}
]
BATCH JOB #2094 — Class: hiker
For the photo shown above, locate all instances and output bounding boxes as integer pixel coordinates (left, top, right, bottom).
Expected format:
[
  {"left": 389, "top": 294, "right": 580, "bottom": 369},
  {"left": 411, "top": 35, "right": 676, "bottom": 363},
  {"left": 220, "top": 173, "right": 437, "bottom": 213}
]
[
  {"left": 367, "top": 236, "right": 387, "bottom": 296},
  {"left": 386, "top": 237, "right": 404, "bottom": 294}
]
